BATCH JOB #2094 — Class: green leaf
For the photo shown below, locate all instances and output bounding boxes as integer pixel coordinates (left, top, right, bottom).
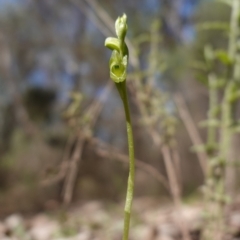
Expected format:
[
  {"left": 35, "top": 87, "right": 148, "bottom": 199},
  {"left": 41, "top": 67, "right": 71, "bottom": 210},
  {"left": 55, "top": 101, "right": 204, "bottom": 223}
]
[{"left": 215, "top": 50, "right": 232, "bottom": 65}]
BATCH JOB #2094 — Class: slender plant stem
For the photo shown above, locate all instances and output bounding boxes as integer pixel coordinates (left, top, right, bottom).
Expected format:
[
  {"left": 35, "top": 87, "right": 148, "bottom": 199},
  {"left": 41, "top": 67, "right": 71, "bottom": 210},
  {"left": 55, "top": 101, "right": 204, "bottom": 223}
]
[
  {"left": 207, "top": 75, "right": 218, "bottom": 152},
  {"left": 225, "top": 0, "right": 240, "bottom": 200},
  {"left": 202, "top": 74, "right": 219, "bottom": 240},
  {"left": 228, "top": 0, "right": 239, "bottom": 60},
  {"left": 105, "top": 14, "right": 134, "bottom": 240},
  {"left": 203, "top": 2, "right": 240, "bottom": 239},
  {"left": 116, "top": 81, "right": 135, "bottom": 240}
]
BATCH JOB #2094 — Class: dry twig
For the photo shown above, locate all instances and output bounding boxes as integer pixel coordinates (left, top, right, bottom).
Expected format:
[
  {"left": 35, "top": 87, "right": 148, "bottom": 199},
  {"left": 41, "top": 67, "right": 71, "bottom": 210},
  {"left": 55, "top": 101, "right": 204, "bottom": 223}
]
[
  {"left": 90, "top": 137, "right": 170, "bottom": 192},
  {"left": 61, "top": 82, "right": 112, "bottom": 205},
  {"left": 174, "top": 93, "right": 207, "bottom": 176}
]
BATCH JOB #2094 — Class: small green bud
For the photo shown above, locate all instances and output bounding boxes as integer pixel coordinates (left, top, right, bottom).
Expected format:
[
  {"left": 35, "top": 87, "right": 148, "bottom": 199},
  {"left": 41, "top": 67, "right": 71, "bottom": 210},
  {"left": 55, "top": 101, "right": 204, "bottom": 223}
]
[{"left": 115, "top": 13, "right": 128, "bottom": 41}]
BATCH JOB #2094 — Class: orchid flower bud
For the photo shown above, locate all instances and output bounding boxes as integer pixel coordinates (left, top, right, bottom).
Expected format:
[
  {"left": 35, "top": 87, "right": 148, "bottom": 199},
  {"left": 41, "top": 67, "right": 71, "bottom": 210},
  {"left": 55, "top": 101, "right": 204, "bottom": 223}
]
[{"left": 115, "top": 13, "right": 128, "bottom": 41}]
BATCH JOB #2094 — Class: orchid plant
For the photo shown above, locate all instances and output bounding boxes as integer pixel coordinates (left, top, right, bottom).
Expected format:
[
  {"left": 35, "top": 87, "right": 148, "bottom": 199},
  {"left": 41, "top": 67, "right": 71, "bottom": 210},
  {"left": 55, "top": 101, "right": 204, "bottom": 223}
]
[{"left": 105, "top": 14, "right": 135, "bottom": 240}]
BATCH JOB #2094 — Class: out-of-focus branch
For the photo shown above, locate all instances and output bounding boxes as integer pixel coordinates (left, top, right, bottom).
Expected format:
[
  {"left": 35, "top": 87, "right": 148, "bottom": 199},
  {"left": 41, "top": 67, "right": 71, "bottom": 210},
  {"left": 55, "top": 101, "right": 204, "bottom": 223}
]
[
  {"left": 61, "top": 81, "right": 112, "bottom": 205},
  {"left": 153, "top": 133, "right": 191, "bottom": 240},
  {"left": 86, "top": 0, "right": 115, "bottom": 34},
  {"left": 69, "top": 0, "right": 112, "bottom": 39},
  {"left": 77, "top": 0, "right": 140, "bottom": 68},
  {"left": 172, "top": 148, "right": 182, "bottom": 193},
  {"left": 41, "top": 135, "right": 170, "bottom": 193},
  {"left": 174, "top": 93, "right": 207, "bottom": 176},
  {"left": 90, "top": 137, "right": 170, "bottom": 192},
  {"left": 62, "top": 134, "right": 85, "bottom": 205},
  {"left": 40, "top": 161, "right": 69, "bottom": 186},
  {"left": 84, "top": 0, "right": 139, "bottom": 67},
  {"left": 0, "top": 33, "right": 37, "bottom": 136}
]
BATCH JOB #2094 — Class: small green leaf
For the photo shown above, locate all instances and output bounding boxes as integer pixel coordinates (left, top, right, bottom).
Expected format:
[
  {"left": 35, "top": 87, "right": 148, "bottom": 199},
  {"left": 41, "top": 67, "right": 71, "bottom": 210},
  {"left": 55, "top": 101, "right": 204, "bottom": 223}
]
[{"left": 215, "top": 50, "right": 232, "bottom": 65}]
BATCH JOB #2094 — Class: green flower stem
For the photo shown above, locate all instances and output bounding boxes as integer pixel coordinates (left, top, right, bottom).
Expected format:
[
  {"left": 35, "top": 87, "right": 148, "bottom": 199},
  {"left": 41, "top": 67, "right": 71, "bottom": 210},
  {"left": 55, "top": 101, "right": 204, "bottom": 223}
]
[
  {"left": 105, "top": 14, "right": 135, "bottom": 240},
  {"left": 116, "top": 81, "right": 135, "bottom": 240}
]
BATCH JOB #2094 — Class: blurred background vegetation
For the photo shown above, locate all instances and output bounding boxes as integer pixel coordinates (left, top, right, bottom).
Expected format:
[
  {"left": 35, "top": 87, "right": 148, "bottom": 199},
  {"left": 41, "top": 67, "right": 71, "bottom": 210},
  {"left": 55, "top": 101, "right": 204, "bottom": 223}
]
[{"left": 0, "top": 0, "right": 234, "bottom": 217}]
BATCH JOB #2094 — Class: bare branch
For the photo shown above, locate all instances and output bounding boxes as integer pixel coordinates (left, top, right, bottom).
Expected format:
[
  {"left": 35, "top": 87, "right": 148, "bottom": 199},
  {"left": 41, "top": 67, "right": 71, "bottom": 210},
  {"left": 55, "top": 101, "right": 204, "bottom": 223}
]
[
  {"left": 89, "top": 137, "right": 170, "bottom": 192},
  {"left": 61, "top": 82, "right": 112, "bottom": 205},
  {"left": 174, "top": 93, "right": 207, "bottom": 176}
]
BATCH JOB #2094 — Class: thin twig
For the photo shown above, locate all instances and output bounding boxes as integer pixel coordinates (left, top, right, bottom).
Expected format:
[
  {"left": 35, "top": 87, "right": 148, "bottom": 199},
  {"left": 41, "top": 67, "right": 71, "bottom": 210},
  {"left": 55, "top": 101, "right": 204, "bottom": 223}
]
[
  {"left": 69, "top": 0, "right": 112, "bottom": 37},
  {"left": 41, "top": 136, "right": 170, "bottom": 193},
  {"left": 174, "top": 93, "right": 207, "bottom": 176},
  {"left": 149, "top": 129, "right": 191, "bottom": 240},
  {"left": 80, "top": 0, "right": 140, "bottom": 68},
  {"left": 161, "top": 145, "right": 191, "bottom": 240},
  {"left": 62, "top": 133, "right": 85, "bottom": 205},
  {"left": 0, "top": 34, "right": 37, "bottom": 136},
  {"left": 90, "top": 137, "right": 170, "bottom": 192},
  {"left": 172, "top": 148, "right": 182, "bottom": 195},
  {"left": 40, "top": 161, "right": 68, "bottom": 186},
  {"left": 61, "top": 82, "right": 112, "bottom": 205}
]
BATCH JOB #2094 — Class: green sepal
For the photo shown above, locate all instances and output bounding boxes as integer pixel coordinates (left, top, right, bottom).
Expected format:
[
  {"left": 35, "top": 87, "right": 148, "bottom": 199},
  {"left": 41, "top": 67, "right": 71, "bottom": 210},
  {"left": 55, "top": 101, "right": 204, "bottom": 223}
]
[
  {"left": 105, "top": 37, "right": 129, "bottom": 58},
  {"left": 105, "top": 37, "right": 121, "bottom": 52}
]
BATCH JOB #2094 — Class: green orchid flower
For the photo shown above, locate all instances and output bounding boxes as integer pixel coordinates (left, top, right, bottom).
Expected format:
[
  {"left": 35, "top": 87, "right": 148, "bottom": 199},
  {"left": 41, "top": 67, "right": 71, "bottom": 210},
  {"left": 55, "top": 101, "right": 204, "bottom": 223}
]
[
  {"left": 105, "top": 13, "right": 129, "bottom": 83},
  {"left": 109, "top": 51, "right": 127, "bottom": 83}
]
